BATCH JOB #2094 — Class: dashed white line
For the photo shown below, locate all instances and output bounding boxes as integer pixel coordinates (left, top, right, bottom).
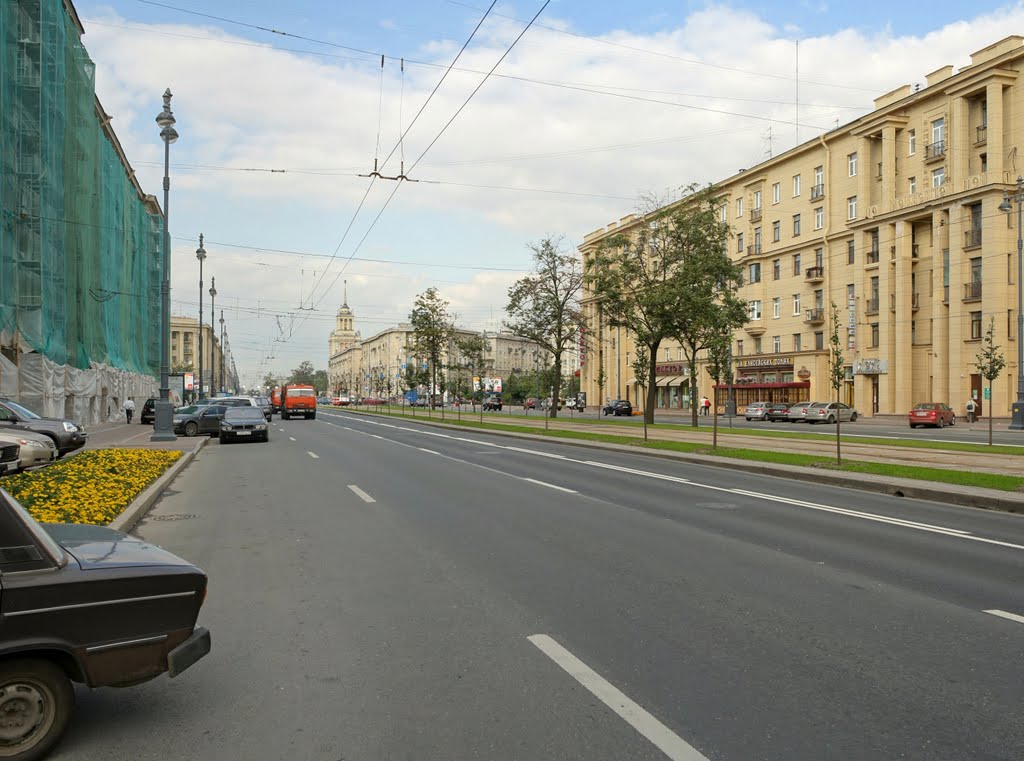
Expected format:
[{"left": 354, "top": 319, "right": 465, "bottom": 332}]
[
  {"left": 307, "top": 451, "right": 319, "bottom": 459},
  {"left": 528, "top": 634, "right": 710, "bottom": 761},
  {"left": 348, "top": 484, "right": 375, "bottom": 503},
  {"left": 984, "top": 609, "right": 1024, "bottom": 625},
  {"left": 523, "top": 477, "right": 577, "bottom": 493},
  {"left": 418, "top": 448, "right": 441, "bottom": 455},
  {"left": 289, "top": 436, "right": 296, "bottom": 441}
]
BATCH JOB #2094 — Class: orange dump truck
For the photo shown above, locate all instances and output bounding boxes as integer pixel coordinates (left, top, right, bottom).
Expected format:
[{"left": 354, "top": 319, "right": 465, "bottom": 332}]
[{"left": 280, "top": 384, "right": 317, "bottom": 420}]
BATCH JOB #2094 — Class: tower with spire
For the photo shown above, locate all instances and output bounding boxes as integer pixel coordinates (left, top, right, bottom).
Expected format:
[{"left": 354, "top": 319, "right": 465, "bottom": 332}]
[{"left": 328, "top": 280, "right": 359, "bottom": 358}]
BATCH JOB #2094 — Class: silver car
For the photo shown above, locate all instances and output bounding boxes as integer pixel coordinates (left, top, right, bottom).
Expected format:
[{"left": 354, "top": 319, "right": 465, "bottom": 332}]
[
  {"left": 745, "top": 401, "right": 770, "bottom": 421},
  {"left": 786, "top": 401, "right": 813, "bottom": 422},
  {"left": 0, "top": 429, "right": 57, "bottom": 470},
  {"left": 806, "top": 401, "right": 859, "bottom": 424}
]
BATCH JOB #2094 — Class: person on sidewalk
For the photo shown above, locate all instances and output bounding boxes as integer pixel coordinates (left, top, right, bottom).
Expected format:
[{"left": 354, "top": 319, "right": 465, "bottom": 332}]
[
  {"left": 966, "top": 398, "right": 976, "bottom": 424},
  {"left": 123, "top": 397, "right": 135, "bottom": 424},
  {"left": 703, "top": 396, "right": 712, "bottom": 416}
]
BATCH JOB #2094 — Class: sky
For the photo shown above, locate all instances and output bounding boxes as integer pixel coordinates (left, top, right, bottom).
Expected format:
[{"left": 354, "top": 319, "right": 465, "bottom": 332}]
[{"left": 71, "top": 0, "right": 1024, "bottom": 389}]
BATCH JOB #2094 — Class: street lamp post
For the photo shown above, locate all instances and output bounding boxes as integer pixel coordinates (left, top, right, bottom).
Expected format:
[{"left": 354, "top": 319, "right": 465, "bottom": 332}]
[
  {"left": 1000, "top": 177, "right": 1024, "bottom": 430},
  {"left": 209, "top": 278, "right": 217, "bottom": 397},
  {"left": 152, "top": 88, "right": 178, "bottom": 441},
  {"left": 219, "top": 310, "right": 225, "bottom": 394},
  {"left": 196, "top": 234, "right": 206, "bottom": 402}
]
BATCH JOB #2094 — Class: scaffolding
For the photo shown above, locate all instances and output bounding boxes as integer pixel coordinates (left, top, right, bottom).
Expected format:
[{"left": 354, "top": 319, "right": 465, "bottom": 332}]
[{"left": 0, "top": 0, "right": 162, "bottom": 422}]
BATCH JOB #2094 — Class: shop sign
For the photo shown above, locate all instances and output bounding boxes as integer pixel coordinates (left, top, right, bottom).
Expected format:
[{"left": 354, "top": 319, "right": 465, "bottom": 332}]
[
  {"left": 796, "top": 366, "right": 811, "bottom": 380},
  {"left": 853, "top": 358, "right": 889, "bottom": 375},
  {"left": 737, "top": 356, "right": 794, "bottom": 370},
  {"left": 656, "top": 362, "right": 689, "bottom": 376}
]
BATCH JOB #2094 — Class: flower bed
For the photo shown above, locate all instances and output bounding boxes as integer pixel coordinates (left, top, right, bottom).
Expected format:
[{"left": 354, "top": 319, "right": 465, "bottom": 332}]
[{"left": 3, "top": 449, "right": 182, "bottom": 525}]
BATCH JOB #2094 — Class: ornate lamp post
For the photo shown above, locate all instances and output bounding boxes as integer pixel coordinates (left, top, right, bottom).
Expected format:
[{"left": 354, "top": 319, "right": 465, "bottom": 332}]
[
  {"left": 209, "top": 277, "right": 217, "bottom": 397},
  {"left": 152, "top": 88, "right": 178, "bottom": 441},
  {"left": 196, "top": 234, "right": 206, "bottom": 401},
  {"left": 1000, "top": 178, "right": 1024, "bottom": 430}
]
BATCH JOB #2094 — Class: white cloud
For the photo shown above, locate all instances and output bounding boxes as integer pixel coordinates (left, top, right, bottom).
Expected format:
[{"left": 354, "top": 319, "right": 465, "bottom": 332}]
[{"left": 75, "top": 3, "right": 1024, "bottom": 386}]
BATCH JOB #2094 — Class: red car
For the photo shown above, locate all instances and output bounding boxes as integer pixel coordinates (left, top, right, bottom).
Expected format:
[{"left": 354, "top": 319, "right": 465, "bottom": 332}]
[{"left": 908, "top": 402, "right": 956, "bottom": 428}]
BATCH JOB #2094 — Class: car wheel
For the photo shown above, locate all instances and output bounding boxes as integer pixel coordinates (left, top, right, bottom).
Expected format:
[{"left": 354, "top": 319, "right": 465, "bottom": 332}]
[
  {"left": 938, "top": 417, "right": 944, "bottom": 428},
  {"left": 910, "top": 424, "right": 918, "bottom": 429},
  {"left": 745, "top": 417, "right": 751, "bottom": 421},
  {"left": 950, "top": 415, "right": 956, "bottom": 426},
  {"left": 0, "top": 658, "right": 75, "bottom": 761},
  {"left": 827, "top": 415, "right": 836, "bottom": 424},
  {"left": 281, "top": 412, "right": 288, "bottom": 420},
  {"left": 309, "top": 412, "right": 316, "bottom": 420},
  {"left": 849, "top": 412, "right": 858, "bottom": 422},
  {"left": 184, "top": 422, "right": 199, "bottom": 437},
  {"left": 219, "top": 434, "right": 228, "bottom": 444}
]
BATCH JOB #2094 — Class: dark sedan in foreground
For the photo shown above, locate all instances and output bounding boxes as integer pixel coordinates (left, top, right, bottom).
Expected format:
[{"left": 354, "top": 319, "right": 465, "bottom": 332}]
[
  {"left": 0, "top": 488, "right": 210, "bottom": 760},
  {"left": 219, "top": 406, "right": 270, "bottom": 443},
  {"left": 0, "top": 399, "right": 87, "bottom": 457},
  {"left": 172, "top": 404, "right": 227, "bottom": 437}
]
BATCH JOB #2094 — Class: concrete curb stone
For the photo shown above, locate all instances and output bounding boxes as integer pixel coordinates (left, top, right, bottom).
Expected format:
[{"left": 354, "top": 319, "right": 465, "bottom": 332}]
[
  {"left": 108, "top": 437, "right": 208, "bottom": 532},
  {"left": 338, "top": 409, "right": 1024, "bottom": 514}
]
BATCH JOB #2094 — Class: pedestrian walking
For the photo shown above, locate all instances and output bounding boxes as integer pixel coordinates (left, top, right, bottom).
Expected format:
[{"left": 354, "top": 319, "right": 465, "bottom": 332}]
[
  {"left": 966, "top": 398, "right": 976, "bottom": 423},
  {"left": 703, "top": 396, "right": 712, "bottom": 416},
  {"left": 123, "top": 397, "right": 135, "bottom": 424}
]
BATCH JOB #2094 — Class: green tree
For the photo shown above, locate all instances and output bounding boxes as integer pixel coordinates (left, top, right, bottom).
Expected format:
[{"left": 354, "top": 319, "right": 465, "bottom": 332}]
[
  {"left": 456, "top": 333, "right": 488, "bottom": 415},
  {"left": 505, "top": 236, "right": 585, "bottom": 420},
  {"left": 262, "top": 372, "right": 278, "bottom": 391},
  {"left": 828, "top": 301, "right": 846, "bottom": 464},
  {"left": 704, "top": 325, "right": 733, "bottom": 450},
  {"left": 313, "top": 369, "right": 329, "bottom": 395},
  {"left": 289, "top": 361, "right": 316, "bottom": 386},
  {"left": 410, "top": 287, "right": 455, "bottom": 419},
  {"left": 975, "top": 317, "right": 1007, "bottom": 446}
]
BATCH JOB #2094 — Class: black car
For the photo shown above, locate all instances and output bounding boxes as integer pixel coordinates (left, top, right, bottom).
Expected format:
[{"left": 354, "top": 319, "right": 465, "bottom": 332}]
[
  {"left": 172, "top": 404, "right": 227, "bottom": 437},
  {"left": 0, "top": 489, "right": 210, "bottom": 761},
  {"left": 764, "top": 403, "right": 792, "bottom": 422},
  {"left": 0, "top": 399, "right": 87, "bottom": 457},
  {"left": 219, "top": 407, "right": 270, "bottom": 443},
  {"left": 140, "top": 397, "right": 157, "bottom": 424},
  {"left": 482, "top": 395, "right": 503, "bottom": 411},
  {"left": 608, "top": 400, "right": 633, "bottom": 416}
]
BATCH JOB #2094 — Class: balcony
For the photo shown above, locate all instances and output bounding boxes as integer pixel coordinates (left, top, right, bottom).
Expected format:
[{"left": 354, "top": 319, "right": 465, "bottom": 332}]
[
  {"left": 925, "top": 140, "right": 946, "bottom": 161},
  {"left": 804, "top": 308, "right": 825, "bottom": 325},
  {"left": 975, "top": 124, "right": 988, "bottom": 145},
  {"left": 804, "top": 265, "right": 824, "bottom": 283},
  {"left": 912, "top": 292, "right": 921, "bottom": 310},
  {"left": 744, "top": 324, "right": 766, "bottom": 336},
  {"left": 912, "top": 244, "right": 919, "bottom": 258},
  {"left": 964, "top": 229, "right": 982, "bottom": 249},
  {"left": 866, "top": 297, "right": 880, "bottom": 315},
  {"left": 867, "top": 248, "right": 880, "bottom": 264},
  {"left": 746, "top": 244, "right": 762, "bottom": 256},
  {"left": 750, "top": 207, "right": 762, "bottom": 222},
  {"left": 810, "top": 184, "right": 825, "bottom": 200},
  {"left": 963, "top": 281, "right": 983, "bottom": 301},
  {"left": 876, "top": 162, "right": 883, "bottom": 179}
]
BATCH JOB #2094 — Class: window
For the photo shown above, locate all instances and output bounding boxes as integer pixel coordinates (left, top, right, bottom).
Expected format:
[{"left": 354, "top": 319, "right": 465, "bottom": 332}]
[
  {"left": 814, "top": 207, "right": 824, "bottom": 229},
  {"left": 737, "top": 232, "right": 745, "bottom": 253},
  {"left": 870, "top": 275, "right": 880, "bottom": 302},
  {"left": 749, "top": 262, "right": 761, "bottom": 283},
  {"left": 814, "top": 165, "right": 824, "bottom": 186},
  {"left": 736, "top": 197, "right": 744, "bottom": 217},
  {"left": 1010, "top": 309, "right": 1015, "bottom": 340},
  {"left": 772, "top": 297, "right": 781, "bottom": 318},
  {"left": 932, "top": 167, "right": 945, "bottom": 187},
  {"left": 814, "top": 332, "right": 824, "bottom": 351},
  {"left": 793, "top": 333, "right": 802, "bottom": 351},
  {"left": 870, "top": 323, "right": 880, "bottom": 347},
  {"left": 772, "top": 259, "right": 781, "bottom": 280},
  {"left": 814, "top": 248, "right": 824, "bottom": 268},
  {"left": 970, "top": 256, "right": 982, "bottom": 284},
  {"left": 736, "top": 339, "right": 744, "bottom": 356},
  {"left": 772, "top": 182, "right": 781, "bottom": 204},
  {"left": 753, "top": 190, "right": 762, "bottom": 210},
  {"left": 908, "top": 176, "right": 916, "bottom": 194},
  {"left": 748, "top": 300, "right": 762, "bottom": 320},
  {"left": 847, "top": 283, "right": 855, "bottom": 302},
  {"left": 754, "top": 337, "right": 763, "bottom": 354},
  {"left": 847, "top": 196, "right": 858, "bottom": 220},
  {"left": 814, "top": 288, "right": 824, "bottom": 309},
  {"left": 793, "top": 293, "right": 801, "bottom": 314},
  {"left": 847, "top": 239, "right": 855, "bottom": 265},
  {"left": 908, "top": 129, "right": 916, "bottom": 155},
  {"left": 848, "top": 152, "right": 858, "bottom": 176},
  {"left": 754, "top": 227, "right": 762, "bottom": 252},
  {"left": 772, "top": 220, "right": 781, "bottom": 242},
  {"left": 793, "top": 214, "right": 801, "bottom": 236},
  {"left": 970, "top": 311, "right": 983, "bottom": 340},
  {"left": 932, "top": 117, "right": 946, "bottom": 146},
  {"left": 773, "top": 335, "right": 781, "bottom": 353},
  {"left": 793, "top": 253, "right": 802, "bottom": 276},
  {"left": 793, "top": 174, "right": 801, "bottom": 197},
  {"left": 720, "top": 205, "right": 728, "bottom": 223}
]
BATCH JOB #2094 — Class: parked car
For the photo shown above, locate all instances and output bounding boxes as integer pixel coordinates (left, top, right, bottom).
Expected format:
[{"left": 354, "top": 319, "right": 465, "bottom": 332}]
[
  {"left": 745, "top": 401, "right": 771, "bottom": 421},
  {"left": 220, "top": 406, "right": 270, "bottom": 443},
  {"left": 908, "top": 402, "right": 956, "bottom": 428},
  {"left": 524, "top": 398, "right": 538, "bottom": 410},
  {"left": 609, "top": 400, "right": 633, "bottom": 416},
  {"left": 0, "top": 488, "right": 210, "bottom": 760},
  {"left": 807, "top": 401, "right": 859, "bottom": 424},
  {"left": 0, "top": 441, "right": 20, "bottom": 476},
  {"left": 140, "top": 397, "right": 157, "bottom": 424},
  {"left": 764, "top": 403, "right": 792, "bottom": 422},
  {"left": 194, "top": 396, "right": 254, "bottom": 409},
  {"left": 253, "top": 396, "right": 273, "bottom": 420},
  {"left": 540, "top": 398, "right": 564, "bottom": 411},
  {"left": 173, "top": 404, "right": 228, "bottom": 437},
  {"left": 786, "top": 401, "right": 813, "bottom": 422},
  {"left": 409, "top": 398, "right": 427, "bottom": 407},
  {"left": 0, "top": 399, "right": 87, "bottom": 458},
  {"left": 331, "top": 397, "right": 343, "bottom": 406},
  {"left": 483, "top": 395, "right": 503, "bottom": 411},
  {"left": 0, "top": 429, "right": 57, "bottom": 471},
  {"left": 602, "top": 399, "right": 620, "bottom": 415}
]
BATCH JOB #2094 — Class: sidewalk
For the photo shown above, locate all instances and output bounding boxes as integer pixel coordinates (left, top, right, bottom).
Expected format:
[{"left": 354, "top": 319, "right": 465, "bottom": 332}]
[{"left": 81, "top": 420, "right": 199, "bottom": 453}]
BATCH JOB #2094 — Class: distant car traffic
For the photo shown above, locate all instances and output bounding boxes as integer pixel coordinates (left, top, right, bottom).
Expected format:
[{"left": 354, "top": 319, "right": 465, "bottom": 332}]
[
  {"left": 219, "top": 407, "right": 270, "bottom": 443},
  {"left": 524, "top": 398, "right": 538, "bottom": 410},
  {"left": 483, "top": 395, "right": 502, "bottom": 411},
  {"left": 0, "top": 399, "right": 87, "bottom": 457},
  {"left": 173, "top": 404, "right": 227, "bottom": 437},
  {"left": 786, "top": 401, "right": 812, "bottom": 422},
  {"left": 807, "top": 401, "right": 859, "bottom": 423},
  {"left": 908, "top": 402, "right": 956, "bottom": 428},
  {"left": 253, "top": 396, "right": 273, "bottom": 420}
]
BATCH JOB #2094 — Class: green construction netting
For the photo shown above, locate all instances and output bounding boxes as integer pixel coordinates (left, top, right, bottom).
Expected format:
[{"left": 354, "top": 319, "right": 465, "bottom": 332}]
[{"left": 0, "top": 0, "right": 161, "bottom": 375}]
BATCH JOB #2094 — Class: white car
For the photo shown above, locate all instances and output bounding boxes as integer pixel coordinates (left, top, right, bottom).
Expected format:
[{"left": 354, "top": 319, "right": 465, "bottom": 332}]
[{"left": 0, "top": 429, "right": 57, "bottom": 470}]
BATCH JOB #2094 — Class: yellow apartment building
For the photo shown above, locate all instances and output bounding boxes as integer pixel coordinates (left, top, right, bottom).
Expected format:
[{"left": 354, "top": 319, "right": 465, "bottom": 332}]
[
  {"left": 581, "top": 35, "right": 1024, "bottom": 419},
  {"left": 170, "top": 316, "right": 223, "bottom": 395}
]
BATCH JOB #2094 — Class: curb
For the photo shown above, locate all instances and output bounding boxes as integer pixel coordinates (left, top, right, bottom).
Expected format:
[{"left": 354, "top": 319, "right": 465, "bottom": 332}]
[
  {"left": 109, "top": 438, "right": 208, "bottom": 533},
  {"left": 335, "top": 409, "right": 1024, "bottom": 514}
]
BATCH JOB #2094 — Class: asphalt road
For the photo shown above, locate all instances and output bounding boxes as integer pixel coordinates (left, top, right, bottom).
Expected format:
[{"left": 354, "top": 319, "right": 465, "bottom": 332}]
[{"left": 53, "top": 411, "right": 1024, "bottom": 761}]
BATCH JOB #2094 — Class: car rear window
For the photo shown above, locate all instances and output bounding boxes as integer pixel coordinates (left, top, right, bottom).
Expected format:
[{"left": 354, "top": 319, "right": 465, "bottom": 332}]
[{"left": 225, "top": 407, "right": 266, "bottom": 421}]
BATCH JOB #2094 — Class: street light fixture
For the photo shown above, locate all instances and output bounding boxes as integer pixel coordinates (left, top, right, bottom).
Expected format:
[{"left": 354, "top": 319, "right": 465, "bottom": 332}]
[
  {"left": 196, "top": 234, "right": 206, "bottom": 402},
  {"left": 999, "top": 176, "right": 1024, "bottom": 430},
  {"left": 152, "top": 88, "right": 178, "bottom": 441},
  {"left": 209, "top": 277, "right": 217, "bottom": 397}
]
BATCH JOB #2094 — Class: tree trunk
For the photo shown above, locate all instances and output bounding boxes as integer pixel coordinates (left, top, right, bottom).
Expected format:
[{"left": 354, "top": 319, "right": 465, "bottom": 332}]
[
  {"left": 988, "top": 382, "right": 993, "bottom": 446},
  {"left": 690, "top": 374, "right": 699, "bottom": 428},
  {"left": 712, "top": 384, "right": 719, "bottom": 449},
  {"left": 835, "top": 393, "right": 842, "bottom": 465},
  {"left": 645, "top": 344, "right": 658, "bottom": 425}
]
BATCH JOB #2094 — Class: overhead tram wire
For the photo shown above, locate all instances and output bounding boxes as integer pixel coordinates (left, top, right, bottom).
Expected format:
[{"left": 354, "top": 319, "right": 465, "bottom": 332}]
[{"left": 303, "top": 0, "right": 553, "bottom": 320}]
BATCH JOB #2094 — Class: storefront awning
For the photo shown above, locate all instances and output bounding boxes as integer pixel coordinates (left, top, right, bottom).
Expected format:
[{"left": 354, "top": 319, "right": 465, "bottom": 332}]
[{"left": 655, "top": 375, "right": 682, "bottom": 387}]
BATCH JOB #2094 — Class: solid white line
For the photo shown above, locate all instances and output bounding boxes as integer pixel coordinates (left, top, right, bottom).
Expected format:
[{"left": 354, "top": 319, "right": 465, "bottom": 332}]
[
  {"left": 528, "top": 634, "right": 710, "bottom": 761},
  {"left": 984, "top": 609, "right": 1024, "bottom": 625},
  {"left": 307, "top": 451, "right": 319, "bottom": 459},
  {"left": 418, "top": 448, "right": 441, "bottom": 455},
  {"left": 348, "top": 484, "right": 375, "bottom": 503},
  {"left": 523, "top": 477, "right": 577, "bottom": 493}
]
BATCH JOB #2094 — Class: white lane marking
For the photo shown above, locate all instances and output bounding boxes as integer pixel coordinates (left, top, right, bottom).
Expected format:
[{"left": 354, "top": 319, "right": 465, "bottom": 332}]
[
  {"left": 523, "top": 477, "right": 577, "bottom": 493},
  {"left": 984, "top": 609, "right": 1024, "bottom": 625},
  {"left": 307, "top": 451, "right": 319, "bottom": 459},
  {"left": 289, "top": 436, "right": 296, "bottom": 441},
  {"left": 419, "top": 448, "right": 441, "bottom": 455},
  {"left": 334, "top": 415, "right": 1024, "bottom": 551},
  {"left": 348, "top": 484, "right": 375, "bottom": 503},
  {"left": 528, "top": 634, "right": 710, "bottom": 761}
]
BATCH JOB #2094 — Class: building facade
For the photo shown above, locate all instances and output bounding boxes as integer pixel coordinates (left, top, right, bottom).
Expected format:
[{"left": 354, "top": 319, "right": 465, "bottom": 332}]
[
  {"left": 170, "top": 316, "right": 224, "bottom": 396},
  {"left": 582, "top": 36, "right": 1024, "bottom": 419}
]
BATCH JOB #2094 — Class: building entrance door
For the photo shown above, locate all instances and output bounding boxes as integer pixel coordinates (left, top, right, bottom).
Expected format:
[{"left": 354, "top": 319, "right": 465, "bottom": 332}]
[
  {"left": 970, "top": 373, "right": 983, "bottom": 417},
  {"left": 871, "top": 376, "right": 879, "bottom": 414}
]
